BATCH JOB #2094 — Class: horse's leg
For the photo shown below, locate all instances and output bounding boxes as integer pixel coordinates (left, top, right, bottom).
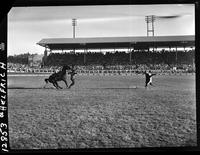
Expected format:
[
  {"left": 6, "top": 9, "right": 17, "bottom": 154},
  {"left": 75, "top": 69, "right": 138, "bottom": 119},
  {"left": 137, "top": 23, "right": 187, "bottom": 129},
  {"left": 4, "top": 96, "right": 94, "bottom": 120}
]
[
  {"left": 51, "top": 80, "right": 59, "bottom": 89},
  {"left": 43, "top": 83, "right": 48, "bottom": 88},
  {"left": 55, "top": 81, "right": 62, "bottom": 89},
  {"left": 62, "top": 79, "right": 69, "bottom": 88},
  {"left": 43, "top": 78, "right": 49, "bottom": 88},
  {"left": 52, "top": 82, "right": 59, "bottom": 89},
  {"left": 43, "top": 82, "right": 47, "bottom": 89}
]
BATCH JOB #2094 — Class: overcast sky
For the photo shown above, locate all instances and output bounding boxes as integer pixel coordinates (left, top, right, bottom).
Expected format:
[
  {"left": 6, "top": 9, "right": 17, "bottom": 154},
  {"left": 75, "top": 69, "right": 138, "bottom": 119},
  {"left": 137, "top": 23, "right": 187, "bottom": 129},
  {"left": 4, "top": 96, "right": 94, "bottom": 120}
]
[{"left": 8, "top": 4, "right": 195, "bottom": 56}]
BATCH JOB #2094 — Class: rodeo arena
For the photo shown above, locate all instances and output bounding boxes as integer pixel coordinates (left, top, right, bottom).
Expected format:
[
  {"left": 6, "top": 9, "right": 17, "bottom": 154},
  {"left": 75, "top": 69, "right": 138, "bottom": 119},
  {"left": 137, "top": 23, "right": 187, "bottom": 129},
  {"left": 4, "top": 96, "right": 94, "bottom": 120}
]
[{"left": 7, "top": 16, "right": 196, "bottom": 150}]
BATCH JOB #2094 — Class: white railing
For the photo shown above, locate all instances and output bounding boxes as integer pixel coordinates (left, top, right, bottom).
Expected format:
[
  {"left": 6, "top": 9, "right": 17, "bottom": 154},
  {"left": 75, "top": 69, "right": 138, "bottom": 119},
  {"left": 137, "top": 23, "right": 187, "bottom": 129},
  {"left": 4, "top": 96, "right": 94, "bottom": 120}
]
[{"left": 7, "top": 68, "right": 195, "bottom": 76}]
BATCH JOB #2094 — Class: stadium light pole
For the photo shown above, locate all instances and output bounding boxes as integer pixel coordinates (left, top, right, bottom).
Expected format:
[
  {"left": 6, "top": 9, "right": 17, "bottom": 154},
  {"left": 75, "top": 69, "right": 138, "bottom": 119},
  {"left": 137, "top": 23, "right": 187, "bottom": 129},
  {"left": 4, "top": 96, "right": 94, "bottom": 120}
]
[
  {"left": 72, "top": 18, "right": 77, "bottom": 54},
  {"left": 72, "top": 18, "right": 77, "bottom": 38},
  {"left": 145, "top": 15, "right": 155, "bottom": 53},
  {"left": 145, "top": 15, "right": 156, "bottom": 37}
]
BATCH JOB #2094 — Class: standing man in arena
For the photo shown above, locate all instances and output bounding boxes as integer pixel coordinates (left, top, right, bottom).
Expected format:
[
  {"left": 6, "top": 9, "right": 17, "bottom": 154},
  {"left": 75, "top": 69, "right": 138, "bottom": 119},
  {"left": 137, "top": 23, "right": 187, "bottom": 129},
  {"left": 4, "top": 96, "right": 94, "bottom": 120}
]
[
  {"left": 68, "top": 65, "right": 77, "bottom": 89},
  {"left": 144, "top": 70, "right": 156, "bottom": 89}
]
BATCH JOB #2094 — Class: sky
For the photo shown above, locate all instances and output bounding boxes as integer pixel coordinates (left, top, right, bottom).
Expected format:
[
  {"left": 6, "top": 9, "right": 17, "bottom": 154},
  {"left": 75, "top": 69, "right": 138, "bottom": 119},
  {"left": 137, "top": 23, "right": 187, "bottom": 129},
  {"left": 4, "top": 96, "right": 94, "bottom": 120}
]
[{"left": 8, "top": 4, "right": 195, "bottom": 56}]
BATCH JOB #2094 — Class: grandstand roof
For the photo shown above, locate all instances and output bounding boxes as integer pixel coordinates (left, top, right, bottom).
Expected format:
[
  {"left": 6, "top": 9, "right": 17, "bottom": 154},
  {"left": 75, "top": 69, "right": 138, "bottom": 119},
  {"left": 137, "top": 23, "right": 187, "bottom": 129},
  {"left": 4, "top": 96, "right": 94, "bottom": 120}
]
[{"left": 37, "top": 35, "right": 195, "bottom": 50}]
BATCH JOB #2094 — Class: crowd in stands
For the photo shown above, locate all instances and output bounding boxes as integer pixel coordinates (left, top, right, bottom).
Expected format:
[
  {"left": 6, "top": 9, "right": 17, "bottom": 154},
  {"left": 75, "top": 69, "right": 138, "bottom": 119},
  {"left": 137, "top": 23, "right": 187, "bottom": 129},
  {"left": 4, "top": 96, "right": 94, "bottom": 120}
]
[
  {"left": 7, "top": 50, "right": 195, "bottom": 74},
  {"left": 8, "top": 63, "right": 59, "bottom": 73},
  {"left": 44, "top": 50, "right": 194, "bottom": 66}
]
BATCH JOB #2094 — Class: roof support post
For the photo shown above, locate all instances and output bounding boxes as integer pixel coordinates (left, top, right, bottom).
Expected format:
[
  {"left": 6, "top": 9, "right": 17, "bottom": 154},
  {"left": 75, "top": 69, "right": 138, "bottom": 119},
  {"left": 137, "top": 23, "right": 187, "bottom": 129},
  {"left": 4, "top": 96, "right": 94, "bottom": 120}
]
[
  {"left": 175, "top": 46, "right": 178, "bottom": 66},
  {"left": 129, "top": 46, "right": 132, "bottom": 64},
  {"left": 152, "top": 42, "right": 155, "bottom": 52},
  {"left": 84, "top": 48, "right": 87, "bottom": 65},
  {"left": 73, "top": 48, "right": 75, "bottom": 54}
]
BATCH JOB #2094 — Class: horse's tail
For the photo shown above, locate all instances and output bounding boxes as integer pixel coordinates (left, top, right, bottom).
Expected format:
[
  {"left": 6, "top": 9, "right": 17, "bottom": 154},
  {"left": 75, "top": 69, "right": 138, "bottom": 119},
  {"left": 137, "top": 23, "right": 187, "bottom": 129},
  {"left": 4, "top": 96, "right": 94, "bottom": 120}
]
[{"left": 45, "top": 78, "right": 49, "bottom": 83}]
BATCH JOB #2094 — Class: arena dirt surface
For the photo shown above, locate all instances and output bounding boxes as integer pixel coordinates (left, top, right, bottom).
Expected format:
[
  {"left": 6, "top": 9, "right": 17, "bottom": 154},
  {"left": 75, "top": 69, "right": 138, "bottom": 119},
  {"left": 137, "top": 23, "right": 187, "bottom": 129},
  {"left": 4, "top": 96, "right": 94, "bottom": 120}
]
[{"left": 8, "top": 74, "right": 196, "bottom": 149}]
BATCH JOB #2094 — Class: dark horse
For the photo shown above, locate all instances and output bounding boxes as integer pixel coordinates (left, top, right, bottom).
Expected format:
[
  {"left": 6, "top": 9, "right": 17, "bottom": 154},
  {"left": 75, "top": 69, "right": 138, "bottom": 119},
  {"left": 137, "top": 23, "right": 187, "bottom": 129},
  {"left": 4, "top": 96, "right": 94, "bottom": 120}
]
[{"left": 44, "top": 65, "right": 71, "bottom": 89}]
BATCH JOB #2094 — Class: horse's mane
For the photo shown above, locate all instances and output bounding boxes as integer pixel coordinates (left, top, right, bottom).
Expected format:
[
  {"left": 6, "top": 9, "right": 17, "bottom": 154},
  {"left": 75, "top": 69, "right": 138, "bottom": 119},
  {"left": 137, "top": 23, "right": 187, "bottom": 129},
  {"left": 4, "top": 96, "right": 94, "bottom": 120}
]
[{"left": 62, "top": 65, "right": 71, "bottom": 71}]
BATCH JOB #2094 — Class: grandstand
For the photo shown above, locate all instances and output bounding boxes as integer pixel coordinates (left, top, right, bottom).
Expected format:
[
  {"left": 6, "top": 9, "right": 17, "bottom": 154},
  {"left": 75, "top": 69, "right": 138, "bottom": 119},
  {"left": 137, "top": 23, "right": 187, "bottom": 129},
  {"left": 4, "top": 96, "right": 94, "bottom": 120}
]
[
  {"left": 7, "top": 35, "right": 195, "bottom": 74},
  {"left": 35, "top": 35, "right": 195, "bottom": 74}
]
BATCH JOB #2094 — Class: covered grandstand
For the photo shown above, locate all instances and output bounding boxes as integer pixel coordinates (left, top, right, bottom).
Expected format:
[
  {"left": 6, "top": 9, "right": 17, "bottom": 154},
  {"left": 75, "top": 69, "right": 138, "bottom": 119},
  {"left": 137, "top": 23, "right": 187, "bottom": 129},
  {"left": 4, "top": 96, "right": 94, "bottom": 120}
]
[
  {"left": 37, "top": 35, "right": 195, "bottom": 69},
  {"left": 7, "top": 35, "right": 195, "bottom": 74},
  {"left": 37, "top": 35, "right": 195, "bottom": 51}
]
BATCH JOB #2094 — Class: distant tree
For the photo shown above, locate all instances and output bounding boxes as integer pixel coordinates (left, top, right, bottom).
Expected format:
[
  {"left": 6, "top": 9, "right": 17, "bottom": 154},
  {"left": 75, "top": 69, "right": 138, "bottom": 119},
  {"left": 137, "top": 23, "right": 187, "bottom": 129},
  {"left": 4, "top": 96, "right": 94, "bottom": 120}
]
[{"left": 7, "top": 53, "right": 29, "bottom": 64}]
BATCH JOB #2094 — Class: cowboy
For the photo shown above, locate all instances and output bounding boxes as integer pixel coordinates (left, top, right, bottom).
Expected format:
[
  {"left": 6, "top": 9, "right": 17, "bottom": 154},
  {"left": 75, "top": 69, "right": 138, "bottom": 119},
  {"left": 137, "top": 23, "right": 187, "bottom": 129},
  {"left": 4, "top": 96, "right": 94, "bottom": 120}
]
[
  {"left": 68, "top": 65, "right": 77, "bottom": 89},
  {"left": 144, "top": 70, "right": 156, "bottom": 88}
]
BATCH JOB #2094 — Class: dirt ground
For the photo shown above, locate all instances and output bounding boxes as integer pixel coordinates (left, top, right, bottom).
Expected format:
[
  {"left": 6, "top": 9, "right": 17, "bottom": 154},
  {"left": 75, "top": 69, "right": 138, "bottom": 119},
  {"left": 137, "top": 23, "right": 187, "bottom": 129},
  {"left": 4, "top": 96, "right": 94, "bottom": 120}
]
[{"left": 7, "top": 74, "right": 196, "bottom": 149}]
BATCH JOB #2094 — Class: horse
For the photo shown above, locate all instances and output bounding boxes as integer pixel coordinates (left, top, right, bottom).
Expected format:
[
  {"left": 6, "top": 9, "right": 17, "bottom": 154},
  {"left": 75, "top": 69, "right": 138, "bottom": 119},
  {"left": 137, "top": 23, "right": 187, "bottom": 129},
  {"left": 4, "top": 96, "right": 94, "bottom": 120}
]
[{"left": 44, "top": 65, "right": 71, "bottom": 89}]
